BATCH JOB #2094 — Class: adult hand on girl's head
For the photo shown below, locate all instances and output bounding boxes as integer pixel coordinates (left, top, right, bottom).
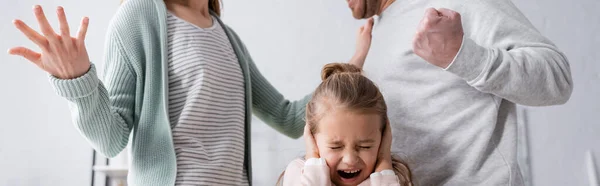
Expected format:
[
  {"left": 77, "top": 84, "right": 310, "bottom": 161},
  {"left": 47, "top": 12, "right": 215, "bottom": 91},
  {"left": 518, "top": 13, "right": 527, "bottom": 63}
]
[
  {"left": 375, "top": 120, "right": 393, "bottom": 172},
  {"left": 349, "top": 17, "right": 374, "bottom": 69},
  {"left": 9, "top": 5, "right": 91, "bottom": 80},
  {"left": 304, "top": 124, "right": 320, "bottom": 159}
]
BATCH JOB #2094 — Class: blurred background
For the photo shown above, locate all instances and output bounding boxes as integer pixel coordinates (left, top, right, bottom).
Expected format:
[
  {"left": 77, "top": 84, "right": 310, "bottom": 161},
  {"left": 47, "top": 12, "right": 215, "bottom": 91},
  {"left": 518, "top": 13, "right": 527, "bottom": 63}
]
[{"left": 0, "top": 0, "right": 598, "bottom": 185}]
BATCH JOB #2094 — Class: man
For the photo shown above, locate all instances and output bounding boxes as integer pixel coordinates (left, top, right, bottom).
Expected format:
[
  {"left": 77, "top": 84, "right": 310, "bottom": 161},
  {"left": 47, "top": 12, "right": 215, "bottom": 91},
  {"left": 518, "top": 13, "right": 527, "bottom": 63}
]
[{"left": 345, "top": 0, "right": 573, "bottom": 185}]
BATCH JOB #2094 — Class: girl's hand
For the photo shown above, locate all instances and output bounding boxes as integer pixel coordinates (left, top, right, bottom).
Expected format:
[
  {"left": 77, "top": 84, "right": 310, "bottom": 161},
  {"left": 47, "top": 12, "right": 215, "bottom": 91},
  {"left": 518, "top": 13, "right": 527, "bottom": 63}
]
[
  {"left": 304, "top": 124, "right": 320, "bottom": 159},
  {"left": 375, "top": 120, "right": 393, "bottom": 172},
  {"left": 8, "top": 5, "right": 91, "bottom": 79},
  {"left": 349, "top": 17, "right": 374, "bottom": 69}
]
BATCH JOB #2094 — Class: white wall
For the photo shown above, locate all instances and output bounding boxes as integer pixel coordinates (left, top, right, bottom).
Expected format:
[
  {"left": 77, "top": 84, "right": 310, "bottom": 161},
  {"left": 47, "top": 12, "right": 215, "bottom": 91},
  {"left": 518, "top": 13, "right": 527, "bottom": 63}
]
[
  {"left": 0, "top": 0, "right": 597, "bottom": 186},
  {"left": 220, "top": 1, "right": 363, "bottom": 185},
  {"left": 0, "top": 1, "right": 117, "bottom": 185},
  {"left": 511, "top": 0, "right": 600, "bottom": 185}
]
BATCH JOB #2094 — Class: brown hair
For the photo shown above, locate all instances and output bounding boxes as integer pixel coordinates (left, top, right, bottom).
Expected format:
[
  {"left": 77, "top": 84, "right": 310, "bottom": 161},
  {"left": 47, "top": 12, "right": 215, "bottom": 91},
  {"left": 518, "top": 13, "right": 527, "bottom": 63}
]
[
  {"left": 208, "top": 0, "right": 221, "bottom": 16},
  {"left": 277, "top": 63, "right": 413, "bottom": 186},
  {"left": 120, "top": 0, "right": 221, "bottom": 16}
]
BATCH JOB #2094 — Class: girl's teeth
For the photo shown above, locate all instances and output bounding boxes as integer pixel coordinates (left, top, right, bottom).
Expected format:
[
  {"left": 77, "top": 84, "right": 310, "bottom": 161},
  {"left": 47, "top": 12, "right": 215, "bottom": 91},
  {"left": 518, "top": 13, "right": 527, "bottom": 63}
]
[{"left": 344, "top": 170, "right": 359, "bottom": 173}]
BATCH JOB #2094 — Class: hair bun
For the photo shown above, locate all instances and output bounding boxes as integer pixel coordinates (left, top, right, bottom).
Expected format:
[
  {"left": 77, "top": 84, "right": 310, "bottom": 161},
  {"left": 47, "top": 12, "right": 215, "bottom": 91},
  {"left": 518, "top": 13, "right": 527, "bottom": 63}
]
[{"left": 321, "top": 63, "right": 362, "bottom": 81}]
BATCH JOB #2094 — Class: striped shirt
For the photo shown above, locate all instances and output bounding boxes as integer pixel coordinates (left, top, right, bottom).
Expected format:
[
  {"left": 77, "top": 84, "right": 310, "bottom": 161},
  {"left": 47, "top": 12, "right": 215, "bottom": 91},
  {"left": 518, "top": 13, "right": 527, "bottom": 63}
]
[{"left": 167, "top": 12, "right": 249, "bottom": 185}]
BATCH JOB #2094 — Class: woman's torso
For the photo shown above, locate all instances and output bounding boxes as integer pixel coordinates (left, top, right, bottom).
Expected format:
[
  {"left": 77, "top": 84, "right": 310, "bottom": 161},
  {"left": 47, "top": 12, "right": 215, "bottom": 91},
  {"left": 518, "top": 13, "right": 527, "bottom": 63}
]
[{"left": 166, "top": 12, "right": 249, "bottom": 185}]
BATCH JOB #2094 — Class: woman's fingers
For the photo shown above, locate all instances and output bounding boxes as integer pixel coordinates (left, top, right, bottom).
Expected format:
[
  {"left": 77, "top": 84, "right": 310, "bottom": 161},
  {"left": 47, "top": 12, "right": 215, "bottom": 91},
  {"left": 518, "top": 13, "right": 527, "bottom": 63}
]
[
  {"left": 8, "top": 47, "right": 42, "bottom": 67},
  {"left": 56, "top": 6, "right": 73, "bottom": 49},
  {"left": 13, "top": 19, "right": 48, "bottom": 49},
  {"left": 10, "top": 5, "right": 92, "bottom": 79},
  {"left": 76, "top": 17, "right": 89, "bottom": 48},
  {"left": 33, "top": 5, "right": 59, "bottom": 44}
]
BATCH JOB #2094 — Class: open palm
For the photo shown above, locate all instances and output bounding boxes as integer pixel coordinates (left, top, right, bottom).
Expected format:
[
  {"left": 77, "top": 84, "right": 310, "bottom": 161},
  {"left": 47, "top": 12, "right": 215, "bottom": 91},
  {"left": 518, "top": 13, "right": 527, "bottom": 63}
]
[{"left": 8, "top": 5, "right": 90, "bottom": 79}]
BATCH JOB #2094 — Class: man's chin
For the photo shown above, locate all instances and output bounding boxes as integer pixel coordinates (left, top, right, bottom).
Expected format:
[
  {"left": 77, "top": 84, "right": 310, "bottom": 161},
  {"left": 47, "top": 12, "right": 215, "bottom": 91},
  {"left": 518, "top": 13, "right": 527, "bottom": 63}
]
[
  {"left": 351, "top": 9, "right": 374, "bottom": 19},
  {"left": 351, "top": 11, "right": 366, "bottom": 19}
]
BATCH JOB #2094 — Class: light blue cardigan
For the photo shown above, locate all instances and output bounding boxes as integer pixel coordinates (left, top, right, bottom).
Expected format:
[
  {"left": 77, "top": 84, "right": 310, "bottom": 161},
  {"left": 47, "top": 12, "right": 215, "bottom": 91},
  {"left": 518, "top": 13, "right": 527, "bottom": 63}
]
[{"left": 50, "top": 0, "right": 310, "bottom": 185}]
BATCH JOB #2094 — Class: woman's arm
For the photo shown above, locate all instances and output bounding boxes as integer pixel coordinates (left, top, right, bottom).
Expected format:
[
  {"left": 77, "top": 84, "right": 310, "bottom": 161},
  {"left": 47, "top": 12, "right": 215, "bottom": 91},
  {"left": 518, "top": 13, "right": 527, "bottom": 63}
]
[
  {"left": 246, "top": 57, "right": 312, "bottom": 138},
  {"left": 225, "top": 26, "right": 311, "bottom": 138},
  {"left": 349, "top": 18, "right": 374, "bottom": 69},
  {"left": 10, "top": 6, "right": 135, "bottom": 157}
]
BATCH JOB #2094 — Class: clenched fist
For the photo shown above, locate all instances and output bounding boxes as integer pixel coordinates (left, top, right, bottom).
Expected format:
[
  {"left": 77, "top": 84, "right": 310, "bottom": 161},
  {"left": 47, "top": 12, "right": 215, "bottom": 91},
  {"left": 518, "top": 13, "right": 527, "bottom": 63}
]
[{"left": 412, "top": 8, "right": 464, "bottom": 69}]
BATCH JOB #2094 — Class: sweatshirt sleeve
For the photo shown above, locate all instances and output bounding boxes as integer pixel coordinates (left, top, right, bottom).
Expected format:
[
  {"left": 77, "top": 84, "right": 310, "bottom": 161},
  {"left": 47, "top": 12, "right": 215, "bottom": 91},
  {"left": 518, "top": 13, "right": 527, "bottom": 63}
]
[
  {"left": 364, "top": 170, "right": 401, "bottom": 186},
  {"left": 444, "top": 0, "right": 573, "bottom": 106},
  {"left": 283, "top": 158, "right": 332, "bottom": 186}
]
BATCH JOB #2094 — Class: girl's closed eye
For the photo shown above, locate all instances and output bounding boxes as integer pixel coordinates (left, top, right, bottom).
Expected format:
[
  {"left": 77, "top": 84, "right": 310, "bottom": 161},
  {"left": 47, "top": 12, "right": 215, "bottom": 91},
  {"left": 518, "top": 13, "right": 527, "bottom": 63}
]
[
  {"left": 279, "top": 63, "right": 413, "bottom": 186},
  {"left": 330, "top": 146, "right": 343, "bottom": 150},
  {"left": 357, "top": 140, "right": 375, "bottom": 150},
  {"left": 358, "top": 146, "right": 372, "bottom": 149}
]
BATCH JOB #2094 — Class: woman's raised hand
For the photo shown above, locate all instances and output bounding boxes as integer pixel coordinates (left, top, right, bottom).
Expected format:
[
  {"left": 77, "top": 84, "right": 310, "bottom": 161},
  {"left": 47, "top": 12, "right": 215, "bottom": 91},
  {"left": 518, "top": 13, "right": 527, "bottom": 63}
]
[{"left": 8, "top": 5, "right": 91, "bottom": 79}]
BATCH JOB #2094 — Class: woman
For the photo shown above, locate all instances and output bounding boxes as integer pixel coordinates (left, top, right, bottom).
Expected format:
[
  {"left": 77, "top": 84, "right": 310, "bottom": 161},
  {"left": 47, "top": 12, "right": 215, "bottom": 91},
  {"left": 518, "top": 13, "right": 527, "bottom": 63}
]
[{"left": 8, "top": 0, "right": 373, "bottom": 185}]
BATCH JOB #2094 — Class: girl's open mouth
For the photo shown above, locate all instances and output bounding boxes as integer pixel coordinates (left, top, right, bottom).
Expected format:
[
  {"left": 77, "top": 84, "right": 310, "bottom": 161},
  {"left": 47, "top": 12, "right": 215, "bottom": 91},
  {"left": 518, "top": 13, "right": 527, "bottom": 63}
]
[{"left": 337, "top": 169, "right": 361, "bottom": 181}]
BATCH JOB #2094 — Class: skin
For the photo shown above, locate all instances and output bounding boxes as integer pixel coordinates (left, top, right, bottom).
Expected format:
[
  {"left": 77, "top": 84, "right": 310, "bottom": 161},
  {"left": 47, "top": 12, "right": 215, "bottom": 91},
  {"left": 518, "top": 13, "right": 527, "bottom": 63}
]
[
  {"left": 8, "top": 5, "right": 90, "bottom": 79},
  {"left": 6, "top": 1, "right": 214, "bottom": 79},
  {"left": 9, "top": 1, "right": 376, "bottom": 77},
  {"left": 412, "top": 8, "right": 464, "bottom": 68},
  {"left": 305, "top": 109, "right": 392, "bottom": 186},
  {"left": 345, "top": 0, "right": 386, "bottom": 19},
  {"left": 164, "top": 0, "right": 213, "bottom": 29},
  {"left": 350, "top": 18, "right": 374, "bottom": 69},
  {"left": 344, "top": 0, "right": 465, "bottom": 69}
]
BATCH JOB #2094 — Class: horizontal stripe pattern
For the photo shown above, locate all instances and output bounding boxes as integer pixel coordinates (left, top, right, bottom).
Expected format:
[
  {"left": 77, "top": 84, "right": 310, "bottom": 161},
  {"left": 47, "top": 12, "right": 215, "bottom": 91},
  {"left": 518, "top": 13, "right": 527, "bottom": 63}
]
[{"left": 166, "top": 12, "right": 248, "bottom": 185}]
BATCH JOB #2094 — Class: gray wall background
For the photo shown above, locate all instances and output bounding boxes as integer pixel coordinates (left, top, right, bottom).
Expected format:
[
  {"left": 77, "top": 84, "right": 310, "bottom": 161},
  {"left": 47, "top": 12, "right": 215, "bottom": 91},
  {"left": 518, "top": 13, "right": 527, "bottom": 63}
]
[{"left": 0, "top": 0, "right": 597, "bottom": 185}]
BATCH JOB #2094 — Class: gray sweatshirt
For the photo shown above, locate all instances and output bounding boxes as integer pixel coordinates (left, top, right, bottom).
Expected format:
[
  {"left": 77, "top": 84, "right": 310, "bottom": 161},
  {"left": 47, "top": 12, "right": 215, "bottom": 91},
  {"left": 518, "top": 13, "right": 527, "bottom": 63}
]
[{"left": 363, "top": 0, "right": 573, "bottom": 185}]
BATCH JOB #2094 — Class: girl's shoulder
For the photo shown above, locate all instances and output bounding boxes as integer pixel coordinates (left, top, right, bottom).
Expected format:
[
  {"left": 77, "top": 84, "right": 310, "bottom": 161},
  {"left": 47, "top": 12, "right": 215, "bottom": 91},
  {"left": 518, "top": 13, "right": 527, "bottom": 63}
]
[{"left": 284, "top": 158, "right": 306, "bottom": 173}]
